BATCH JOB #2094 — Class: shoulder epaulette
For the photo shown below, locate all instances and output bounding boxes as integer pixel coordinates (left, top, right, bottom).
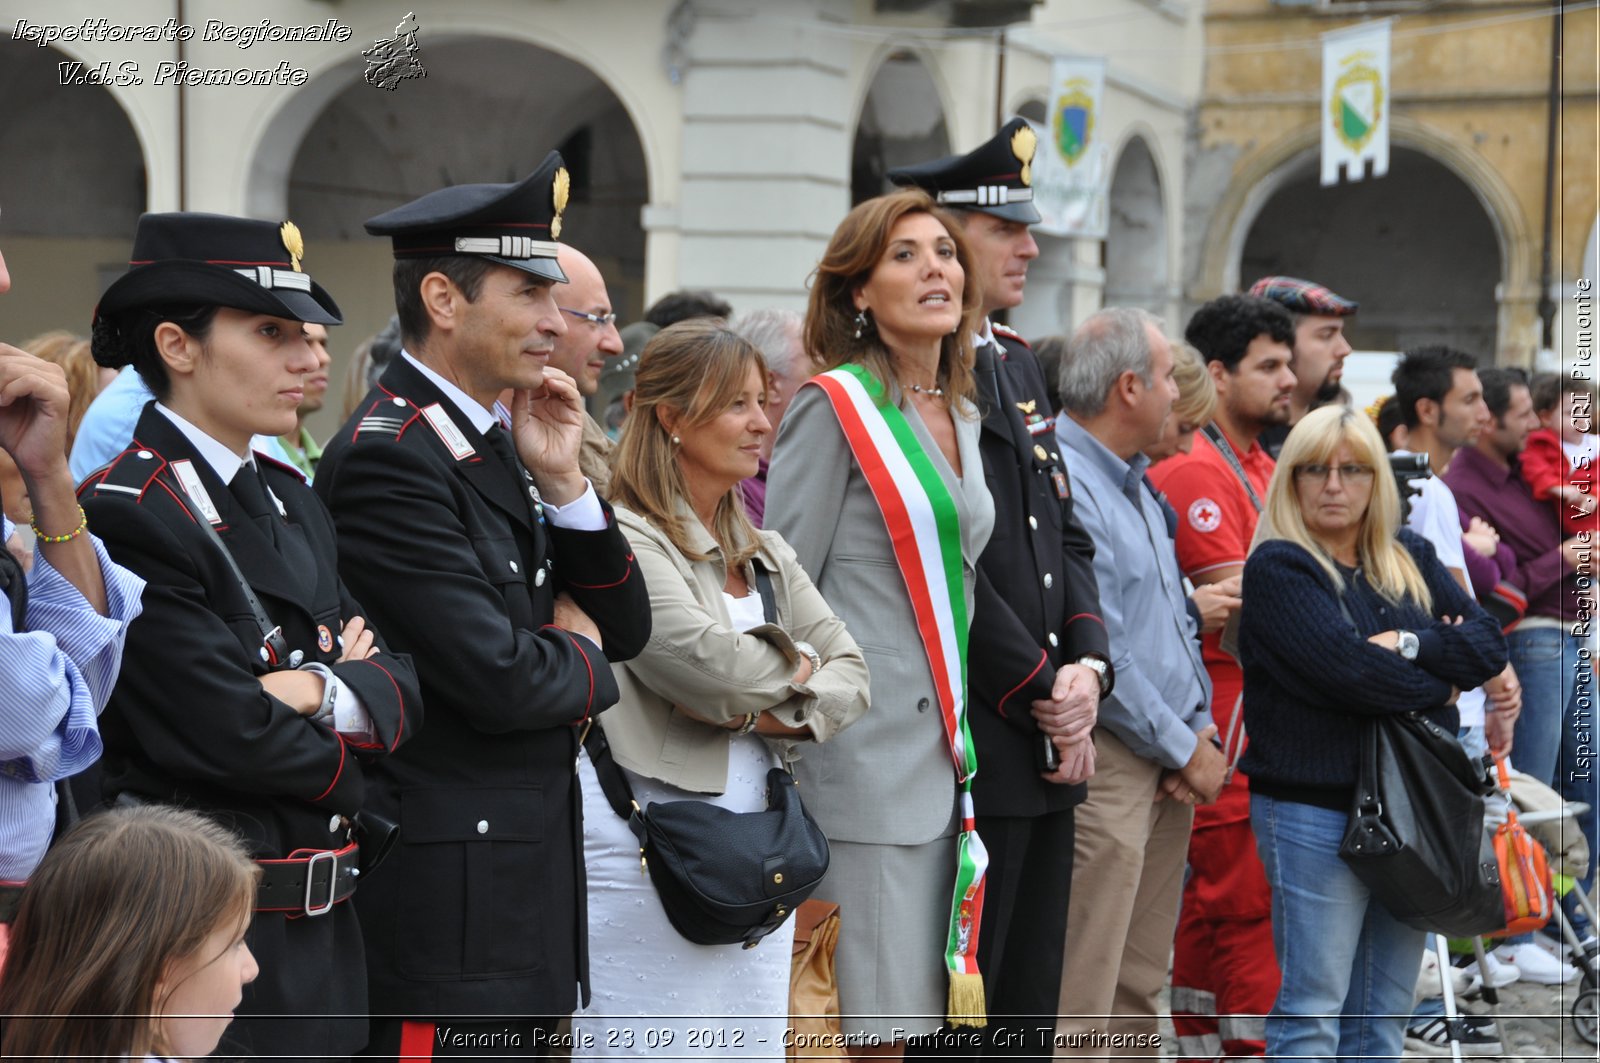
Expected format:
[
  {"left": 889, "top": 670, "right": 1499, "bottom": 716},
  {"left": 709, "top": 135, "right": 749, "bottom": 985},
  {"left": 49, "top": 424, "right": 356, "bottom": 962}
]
[
  {"left": 992, "top": 322, "right": 1031, "bottom": 349},
  {"left": 352, "top": 392, "right": 418, "bottom": 442},
  {"left": 78, "top": 445, "right": 166, "bottom": 502}
]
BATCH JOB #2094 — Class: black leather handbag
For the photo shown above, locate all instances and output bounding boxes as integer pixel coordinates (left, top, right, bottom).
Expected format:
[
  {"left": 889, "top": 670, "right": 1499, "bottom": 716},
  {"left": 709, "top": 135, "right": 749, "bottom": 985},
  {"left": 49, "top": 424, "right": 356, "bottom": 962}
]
[
  {"left": 582, "top": 561, "right": 830, "bottom": 948},
  {"left": 584, "top": 727, "right": 829, "bottom": 948},
  {"left": 1339, "top": 711, "right": 1504, "bottom": 937}
]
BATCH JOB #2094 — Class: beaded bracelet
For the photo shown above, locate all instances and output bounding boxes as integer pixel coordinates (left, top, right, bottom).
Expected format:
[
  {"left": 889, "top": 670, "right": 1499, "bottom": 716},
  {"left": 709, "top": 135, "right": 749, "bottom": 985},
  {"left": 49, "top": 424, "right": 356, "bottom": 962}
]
[{"left": 31, "top": 505, "right": 88, "bottom": 544}]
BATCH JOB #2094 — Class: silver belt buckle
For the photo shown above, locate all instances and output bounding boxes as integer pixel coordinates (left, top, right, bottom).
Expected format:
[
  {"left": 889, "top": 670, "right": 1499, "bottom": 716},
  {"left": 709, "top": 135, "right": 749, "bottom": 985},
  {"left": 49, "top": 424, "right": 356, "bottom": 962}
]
[{"left": 303, "top": 849, "right": 338, "bottom": 917}]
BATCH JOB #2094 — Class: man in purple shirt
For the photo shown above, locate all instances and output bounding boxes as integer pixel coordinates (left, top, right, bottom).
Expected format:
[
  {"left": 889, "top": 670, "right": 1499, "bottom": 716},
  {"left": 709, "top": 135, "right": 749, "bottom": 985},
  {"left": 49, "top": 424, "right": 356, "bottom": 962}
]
[{"left": 1445, "top": 366, "right": 1595, "bottom": 963}]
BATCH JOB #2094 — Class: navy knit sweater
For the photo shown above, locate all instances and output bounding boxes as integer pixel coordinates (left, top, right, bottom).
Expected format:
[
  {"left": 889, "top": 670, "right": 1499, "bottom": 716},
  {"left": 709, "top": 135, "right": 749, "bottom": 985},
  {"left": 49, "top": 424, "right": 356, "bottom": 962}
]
[{"left": 1238, "top": 529, "right": 1508, "bottom": 810}]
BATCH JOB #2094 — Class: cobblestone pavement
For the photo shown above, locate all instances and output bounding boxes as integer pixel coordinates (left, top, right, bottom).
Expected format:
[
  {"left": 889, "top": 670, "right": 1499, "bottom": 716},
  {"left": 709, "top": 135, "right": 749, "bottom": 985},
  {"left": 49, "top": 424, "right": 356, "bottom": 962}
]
[{"left": 1152, "top": 973, "right": 1598, "bottom": 1061}]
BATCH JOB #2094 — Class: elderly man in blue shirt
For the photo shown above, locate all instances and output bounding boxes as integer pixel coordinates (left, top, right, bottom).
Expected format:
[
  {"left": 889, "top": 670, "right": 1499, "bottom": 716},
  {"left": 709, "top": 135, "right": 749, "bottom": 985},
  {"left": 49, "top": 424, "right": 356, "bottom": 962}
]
[
  {"left": 0, "top": 229, "right": 144, "bottom": 957},
  {"left": 1053, "top": 307, "right": 1218, "bottom": 1053}
]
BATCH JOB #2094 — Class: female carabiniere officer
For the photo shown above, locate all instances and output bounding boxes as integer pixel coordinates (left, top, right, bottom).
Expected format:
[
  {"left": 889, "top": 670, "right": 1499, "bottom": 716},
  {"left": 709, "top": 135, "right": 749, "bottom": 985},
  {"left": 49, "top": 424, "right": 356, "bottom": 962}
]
[{"left": 77, "top": 213, "right": 421, "bottom": 1060}]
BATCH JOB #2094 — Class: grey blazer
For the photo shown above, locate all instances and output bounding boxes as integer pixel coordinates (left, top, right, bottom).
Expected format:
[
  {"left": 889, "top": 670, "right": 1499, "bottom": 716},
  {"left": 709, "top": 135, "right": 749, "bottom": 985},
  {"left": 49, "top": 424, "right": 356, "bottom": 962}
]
[{"left": 766, "top": 379, "right": 995, "bottom": 846}]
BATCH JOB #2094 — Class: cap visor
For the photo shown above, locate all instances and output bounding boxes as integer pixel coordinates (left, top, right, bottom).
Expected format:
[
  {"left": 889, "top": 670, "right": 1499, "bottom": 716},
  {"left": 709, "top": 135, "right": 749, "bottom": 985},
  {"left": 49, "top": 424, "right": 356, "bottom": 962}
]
[
  {"left": 483, "top": 255, "right": 568, "bottom": 284},
  {"left": 975, "top": 202, "right": 1042, "bottom": 225}
]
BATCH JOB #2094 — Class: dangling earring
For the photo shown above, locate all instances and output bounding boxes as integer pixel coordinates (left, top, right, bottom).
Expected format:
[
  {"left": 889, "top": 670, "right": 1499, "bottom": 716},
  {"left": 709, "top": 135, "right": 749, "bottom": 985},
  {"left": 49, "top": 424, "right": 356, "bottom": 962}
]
[{"left": 853, "top": 309, "right": 870, "bottom": 340}]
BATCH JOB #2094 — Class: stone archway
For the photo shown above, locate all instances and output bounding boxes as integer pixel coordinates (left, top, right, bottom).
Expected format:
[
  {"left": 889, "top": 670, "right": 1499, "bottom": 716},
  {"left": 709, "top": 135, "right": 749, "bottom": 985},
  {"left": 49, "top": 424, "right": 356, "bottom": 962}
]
[
  {"left": 0, "top": 39, "right": 147, "bottom": 341},
  {"left": 1195, "top": 119, "right": 1530, "bottom": 359},
  {"left": 1239, "top": 147, "right": 1502, "bottom": 357},
  {"left": 1104, "top": 134, "right": 1168, "bottom": 317},
  {"left": 850, "top": 51, "right": 951, "bottom": 206}
]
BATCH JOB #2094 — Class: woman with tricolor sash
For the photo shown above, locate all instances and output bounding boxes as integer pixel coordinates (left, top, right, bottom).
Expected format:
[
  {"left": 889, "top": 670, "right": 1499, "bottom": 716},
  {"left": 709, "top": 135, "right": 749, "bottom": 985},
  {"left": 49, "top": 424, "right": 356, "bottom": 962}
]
[{"left": 767, "top": 189, "right": 996, "bottom": 1053}]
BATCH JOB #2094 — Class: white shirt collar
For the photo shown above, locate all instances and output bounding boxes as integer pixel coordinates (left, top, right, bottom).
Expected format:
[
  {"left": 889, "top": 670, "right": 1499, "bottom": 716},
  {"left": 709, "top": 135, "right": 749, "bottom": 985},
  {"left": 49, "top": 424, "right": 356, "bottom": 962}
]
[
  {"left": 973, "top": 318, "right": 997, "bottom": 350},
  {"left": 155, "top": 403, "right": 254, "bottom": 484},
  {"left": 401, "top": 349, "right": 502, "bottom": 435}
]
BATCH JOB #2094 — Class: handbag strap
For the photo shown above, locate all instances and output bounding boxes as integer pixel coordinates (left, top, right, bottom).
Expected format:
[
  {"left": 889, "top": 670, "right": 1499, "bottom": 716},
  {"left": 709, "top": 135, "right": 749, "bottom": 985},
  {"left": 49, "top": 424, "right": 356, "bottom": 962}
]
[
  {"left": 751, "top": 557, "right": 777, "bottom": 624},
  {"left": 581, "top": 724, "right": 649, "bottom": 842}
]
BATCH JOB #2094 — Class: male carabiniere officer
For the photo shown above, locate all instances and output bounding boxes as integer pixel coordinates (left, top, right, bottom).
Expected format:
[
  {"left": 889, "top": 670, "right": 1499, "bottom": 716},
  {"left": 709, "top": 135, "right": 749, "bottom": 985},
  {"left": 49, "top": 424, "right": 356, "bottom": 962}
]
[
  {"left": 891, "top": 120, "right": 1112, "bottom": 1062},
  {"left": 315, "top": 152, "right": 650, "bottom": 1059}
]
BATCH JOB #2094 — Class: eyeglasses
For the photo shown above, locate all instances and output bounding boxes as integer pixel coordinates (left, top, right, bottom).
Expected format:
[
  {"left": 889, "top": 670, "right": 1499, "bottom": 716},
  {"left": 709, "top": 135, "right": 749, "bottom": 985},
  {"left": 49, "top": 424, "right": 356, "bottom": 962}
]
[
  {"left": 560, "top": 307, "right": 618, "bottom": 328},
  {"left": 1295, "top": 462, "right": 1375, "bottom": 484}
]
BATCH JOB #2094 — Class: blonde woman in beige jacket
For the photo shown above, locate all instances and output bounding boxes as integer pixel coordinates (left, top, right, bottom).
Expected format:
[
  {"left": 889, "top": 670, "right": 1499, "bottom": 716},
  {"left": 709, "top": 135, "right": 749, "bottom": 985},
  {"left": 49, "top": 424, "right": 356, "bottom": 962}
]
[{"left": 572, "top": 319, "right": 869, "bottom": 1060}]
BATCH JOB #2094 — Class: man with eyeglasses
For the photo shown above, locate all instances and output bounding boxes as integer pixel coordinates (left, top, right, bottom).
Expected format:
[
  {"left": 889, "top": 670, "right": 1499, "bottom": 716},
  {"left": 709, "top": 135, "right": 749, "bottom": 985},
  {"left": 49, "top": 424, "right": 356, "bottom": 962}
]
[
  {"left": 546, "top": 244, "right": 623, "bottom": 495},
  {"left": 1148, "top": 293, "right": 1298, "bottom": 1063}
]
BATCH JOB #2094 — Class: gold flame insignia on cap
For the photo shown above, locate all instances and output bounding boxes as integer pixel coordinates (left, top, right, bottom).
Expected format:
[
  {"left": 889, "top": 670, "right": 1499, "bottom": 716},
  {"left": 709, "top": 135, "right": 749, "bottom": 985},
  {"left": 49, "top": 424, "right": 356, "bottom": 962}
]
[
  {"left": 551, "top": 167, "right": 571, "bottom": 240},
  {"left": 280, "top": 221, "right": 305, "bottom": 272},
  {"left": 1011, "top": 125, "right": 1038, "bottom": 186}
]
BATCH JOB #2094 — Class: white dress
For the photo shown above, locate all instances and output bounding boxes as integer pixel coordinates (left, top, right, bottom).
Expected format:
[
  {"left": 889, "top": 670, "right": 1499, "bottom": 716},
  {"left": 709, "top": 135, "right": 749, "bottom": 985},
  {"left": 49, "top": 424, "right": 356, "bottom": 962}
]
[{"left": 573, "top": 592, "right": 794, "bottom": 1061}]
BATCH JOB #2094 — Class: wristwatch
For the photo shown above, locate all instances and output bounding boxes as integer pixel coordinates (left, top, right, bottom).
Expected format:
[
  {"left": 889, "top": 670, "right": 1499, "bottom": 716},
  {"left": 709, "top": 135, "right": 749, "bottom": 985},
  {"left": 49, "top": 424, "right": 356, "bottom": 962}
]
[
  {"left": 792, "top": 640, "right": 824, "bottom": 676},
  {"left": 1395, "top": 630, "right": 1420, "bottom": 661},
  {"left": 1074, "top": 655, "right": 1111, "bottom": 698},
  {"left": 299, "top": 662, "right": 339, "bottom": 723}
]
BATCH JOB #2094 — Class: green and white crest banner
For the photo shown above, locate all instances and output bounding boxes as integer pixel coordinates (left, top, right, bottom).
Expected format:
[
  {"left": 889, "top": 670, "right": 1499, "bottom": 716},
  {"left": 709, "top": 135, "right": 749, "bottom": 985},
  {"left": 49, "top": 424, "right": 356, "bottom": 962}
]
[{"left": 1321, "top": 19, "right": 1392, "bottom": 186}]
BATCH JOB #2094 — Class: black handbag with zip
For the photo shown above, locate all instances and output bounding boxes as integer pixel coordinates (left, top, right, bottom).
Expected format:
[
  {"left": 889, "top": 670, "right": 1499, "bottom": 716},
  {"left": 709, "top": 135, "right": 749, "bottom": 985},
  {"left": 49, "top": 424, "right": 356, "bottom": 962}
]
[{"left": 1339, "top": 710, "right": 1503, "bottom": 937}]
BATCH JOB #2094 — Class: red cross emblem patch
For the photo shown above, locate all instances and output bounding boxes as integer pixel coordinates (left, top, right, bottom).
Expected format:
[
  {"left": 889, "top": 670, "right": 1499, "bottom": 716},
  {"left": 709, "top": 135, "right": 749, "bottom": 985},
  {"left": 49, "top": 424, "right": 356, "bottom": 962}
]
[{"left": 1187, "top": 497, "right": 1222, "bottom": 533}]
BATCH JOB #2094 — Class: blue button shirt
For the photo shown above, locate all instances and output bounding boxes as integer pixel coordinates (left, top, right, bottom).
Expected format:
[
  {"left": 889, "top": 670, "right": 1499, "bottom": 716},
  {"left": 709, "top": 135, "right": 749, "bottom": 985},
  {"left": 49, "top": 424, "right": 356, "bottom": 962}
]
[
  {"left": 0, "top": 516, "right": 145, "bottom": 879},
  {"left": 1056, "top": 415, "right": 1211, "bottom": 768}
]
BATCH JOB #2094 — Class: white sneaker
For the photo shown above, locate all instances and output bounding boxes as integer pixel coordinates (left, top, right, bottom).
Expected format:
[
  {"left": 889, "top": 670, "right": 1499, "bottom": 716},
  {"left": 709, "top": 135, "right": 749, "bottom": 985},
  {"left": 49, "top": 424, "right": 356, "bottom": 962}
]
[
  {"left": 1459, "top": 949, "right": 1520, "bottom": 988},
  {"left": 1417, "top": 950, "right": 1475, "bottom": 999},
  {"left": 1493, "top": 939, "right": 1579, "bottom": 984}
]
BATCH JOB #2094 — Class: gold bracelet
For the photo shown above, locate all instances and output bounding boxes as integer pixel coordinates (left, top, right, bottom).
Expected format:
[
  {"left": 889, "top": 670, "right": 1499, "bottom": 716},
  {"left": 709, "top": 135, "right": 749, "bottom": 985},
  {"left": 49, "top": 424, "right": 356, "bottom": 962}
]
[
  {"left": 31, "top": 505, "right": 88, "bottom": 544},
  {"left": 735, "top": 712, "right": 760, "bottom": 735}
]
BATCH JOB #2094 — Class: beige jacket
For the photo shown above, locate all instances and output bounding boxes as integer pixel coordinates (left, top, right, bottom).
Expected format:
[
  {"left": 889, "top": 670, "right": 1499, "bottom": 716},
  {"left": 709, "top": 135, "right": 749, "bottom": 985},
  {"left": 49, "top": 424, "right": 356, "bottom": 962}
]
[{"left": 598, "top": 502, "right": 870, "bottom": 793}]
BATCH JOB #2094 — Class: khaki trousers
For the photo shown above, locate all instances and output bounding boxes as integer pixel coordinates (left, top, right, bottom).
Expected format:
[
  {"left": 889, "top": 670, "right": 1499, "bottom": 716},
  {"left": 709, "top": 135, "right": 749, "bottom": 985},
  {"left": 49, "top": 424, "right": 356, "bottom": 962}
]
[{"left": 1056, "top": 728, "right": 1194, "bottom": 1060}]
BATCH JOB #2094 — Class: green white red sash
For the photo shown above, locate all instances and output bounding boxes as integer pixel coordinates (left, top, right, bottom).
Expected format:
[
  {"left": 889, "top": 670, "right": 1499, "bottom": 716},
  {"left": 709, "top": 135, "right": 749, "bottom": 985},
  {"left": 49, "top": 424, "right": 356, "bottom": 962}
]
[{"left": 811, "top": 363, "right": 988, "bottom": 1027}]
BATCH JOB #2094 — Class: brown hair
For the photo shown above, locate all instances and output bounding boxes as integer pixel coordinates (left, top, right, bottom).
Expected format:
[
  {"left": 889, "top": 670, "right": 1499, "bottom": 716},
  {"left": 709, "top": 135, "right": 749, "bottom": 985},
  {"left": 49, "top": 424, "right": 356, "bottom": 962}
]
[
  {"left": 22, "top": 330, "right": 102, "bottom": 450},
  {"left": 804, "top": 189, "right": 980, "bottom": 410},
  {"left": 0, "top": 805, "right": 259, "bottom": 1062},
  {"left": 609, "top": 319, "right": 766, "bottom": 568}
]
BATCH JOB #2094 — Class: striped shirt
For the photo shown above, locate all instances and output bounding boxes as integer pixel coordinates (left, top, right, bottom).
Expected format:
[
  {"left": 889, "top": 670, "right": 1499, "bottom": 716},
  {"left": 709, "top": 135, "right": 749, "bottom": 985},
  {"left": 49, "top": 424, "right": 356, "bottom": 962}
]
[{"left": 0, "top": 515, "right": 144, "bottom": 880}]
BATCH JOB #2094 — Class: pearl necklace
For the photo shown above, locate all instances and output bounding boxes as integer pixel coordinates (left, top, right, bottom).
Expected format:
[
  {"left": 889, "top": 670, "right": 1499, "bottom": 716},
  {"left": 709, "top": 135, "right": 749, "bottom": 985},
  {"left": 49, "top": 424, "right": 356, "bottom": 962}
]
[{"left": 907, "top": 382, "right": 945, "bottom": 398}]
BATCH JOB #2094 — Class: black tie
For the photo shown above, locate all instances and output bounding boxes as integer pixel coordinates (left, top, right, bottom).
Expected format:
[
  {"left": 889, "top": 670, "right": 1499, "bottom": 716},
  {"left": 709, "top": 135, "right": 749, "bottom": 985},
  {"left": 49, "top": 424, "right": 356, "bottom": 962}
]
[
  {"left": 230, "top": 464, "right": 316, "bottom": 596},
  {"left": 482, "top": 424, "right": 522, "bottom": 480},
  {"left": 229, "top": 464, "right": 277, "bottom": 530}
]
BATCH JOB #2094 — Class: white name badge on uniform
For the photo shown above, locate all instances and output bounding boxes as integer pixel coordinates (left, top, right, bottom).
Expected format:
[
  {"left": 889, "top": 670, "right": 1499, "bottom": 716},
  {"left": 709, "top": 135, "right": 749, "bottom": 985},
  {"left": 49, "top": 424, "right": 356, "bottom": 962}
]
[
  {"left": 170, "top": 459, "right": 222, "bottom": 525},
  {"left": 421, "top": 403, "right": 477, "bottom": 461}
]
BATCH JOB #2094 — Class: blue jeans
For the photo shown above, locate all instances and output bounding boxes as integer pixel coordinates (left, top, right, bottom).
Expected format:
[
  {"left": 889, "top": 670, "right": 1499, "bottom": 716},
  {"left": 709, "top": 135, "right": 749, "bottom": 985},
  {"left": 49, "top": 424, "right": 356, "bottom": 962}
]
[
  {"left": 1506, "top": 625, "right": 1578, "bottom": 788},
  {"left": 1253, "top": 793, "right": 1428, "bottom": 1062}
]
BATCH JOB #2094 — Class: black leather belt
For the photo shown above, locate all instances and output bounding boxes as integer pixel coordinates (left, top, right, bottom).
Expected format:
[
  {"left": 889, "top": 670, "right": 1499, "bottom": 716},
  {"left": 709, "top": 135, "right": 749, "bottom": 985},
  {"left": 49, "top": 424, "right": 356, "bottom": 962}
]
[
  {"left": 0, "top": 880, "right": 25, "bottom": 923},
  {"left": 255, "top": 842, "right": 359, "bottom": 917}
]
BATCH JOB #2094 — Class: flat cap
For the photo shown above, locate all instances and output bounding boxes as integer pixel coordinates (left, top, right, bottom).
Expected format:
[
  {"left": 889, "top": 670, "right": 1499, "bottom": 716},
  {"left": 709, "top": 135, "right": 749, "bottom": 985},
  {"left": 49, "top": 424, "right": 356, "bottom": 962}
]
[
  {"left": 1247, "top": 276, "right": 1358, "bottom": 317},
  {"left": 887, "top": 117, "right": 1042, "bottom": 224},
  {"left": 364, "top": 150, "right": 571, "bottom": 283}
]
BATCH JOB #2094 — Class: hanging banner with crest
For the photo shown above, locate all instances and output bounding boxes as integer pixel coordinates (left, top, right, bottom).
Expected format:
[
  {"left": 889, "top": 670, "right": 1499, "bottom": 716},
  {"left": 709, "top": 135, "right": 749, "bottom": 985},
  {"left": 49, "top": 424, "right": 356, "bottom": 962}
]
[
  {"left": 1031, "top": 56, "right": 1109, "bottom": 238},
  {"left": 1321, "top": 19, "right": 1392, "bottom": 186}
]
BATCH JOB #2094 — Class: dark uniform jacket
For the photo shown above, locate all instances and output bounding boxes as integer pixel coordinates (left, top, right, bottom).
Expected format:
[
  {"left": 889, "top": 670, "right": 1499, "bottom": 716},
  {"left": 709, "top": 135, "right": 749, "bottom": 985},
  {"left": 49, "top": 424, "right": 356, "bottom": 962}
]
[
  {"left": 314, "top": 356, "right": 650, "bottom": 1017},
  {"left": 967, "top": 328, "right": 1111, "bottom": 817},
  {"left": 78, "top": 404, "right": 420, "bottom": 1059}
]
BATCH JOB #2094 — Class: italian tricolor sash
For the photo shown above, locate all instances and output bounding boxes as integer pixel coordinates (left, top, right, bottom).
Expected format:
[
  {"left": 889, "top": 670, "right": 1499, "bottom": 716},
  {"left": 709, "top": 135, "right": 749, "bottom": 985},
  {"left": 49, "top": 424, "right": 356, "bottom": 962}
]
[{"left": 812, "top": 363, "right": 988, "bottom": 1027}]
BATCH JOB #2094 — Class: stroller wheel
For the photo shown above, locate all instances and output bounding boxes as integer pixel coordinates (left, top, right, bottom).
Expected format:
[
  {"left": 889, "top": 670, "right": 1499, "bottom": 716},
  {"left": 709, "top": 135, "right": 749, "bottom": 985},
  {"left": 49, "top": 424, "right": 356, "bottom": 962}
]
[{"left": 1575, "top": 987, "right": 1598, "bottom": 1046}]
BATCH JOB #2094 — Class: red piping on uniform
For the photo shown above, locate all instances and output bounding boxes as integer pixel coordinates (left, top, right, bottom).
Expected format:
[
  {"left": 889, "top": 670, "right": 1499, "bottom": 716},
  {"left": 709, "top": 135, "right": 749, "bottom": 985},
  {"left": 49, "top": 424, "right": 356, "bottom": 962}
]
[
  {"left": 399, "top": 1020, "right": 434, "bottom": 1060},
  {"left": 546, "top": 627, "right": 596, "bottom": 721},
  {"left": 996, "top": 649, "right": 1048, "bottom": 719},
  {"left": 1065, "top": 612, "right": 1106, "bottom": 628},
  {"left": 311, "top": 735, "right": 347, "bottom": 803},
  {"left": 565, "top": 554, "right": 634, "bottom": 590},
  {"left": 350, "top": 658, "right": 407, "bottom": 752}
]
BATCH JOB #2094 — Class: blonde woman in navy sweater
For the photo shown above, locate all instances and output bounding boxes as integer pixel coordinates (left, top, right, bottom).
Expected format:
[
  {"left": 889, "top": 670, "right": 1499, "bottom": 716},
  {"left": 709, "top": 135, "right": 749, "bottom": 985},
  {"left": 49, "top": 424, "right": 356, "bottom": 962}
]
[{"left": 1237, "top": 405, "right": 1505, "bottom": 1062}]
